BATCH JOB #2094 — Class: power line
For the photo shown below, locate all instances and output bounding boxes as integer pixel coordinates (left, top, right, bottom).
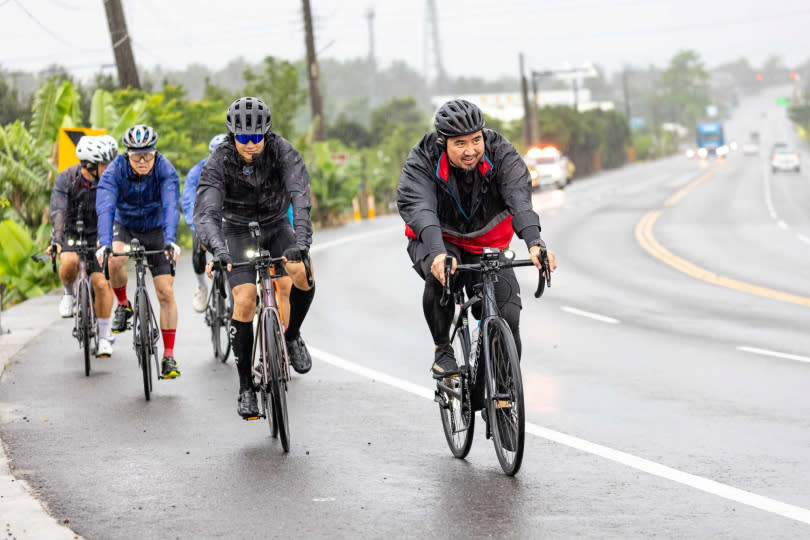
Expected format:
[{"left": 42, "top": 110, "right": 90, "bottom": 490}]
[{"left": 11, "top": 0, "right": 82, "bottom": 48}]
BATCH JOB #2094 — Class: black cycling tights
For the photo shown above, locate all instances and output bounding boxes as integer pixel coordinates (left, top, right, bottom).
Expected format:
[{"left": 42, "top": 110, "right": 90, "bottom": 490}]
[
  {"left": 422, "top": 276, "right": 522, "bottom": 358},
  {"left": 231, "top": 319, "right": 254, "bottom": 391}
]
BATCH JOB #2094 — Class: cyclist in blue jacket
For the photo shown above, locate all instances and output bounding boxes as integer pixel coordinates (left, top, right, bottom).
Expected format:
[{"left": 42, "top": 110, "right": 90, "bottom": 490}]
[
  {"left": 95, "top": 124, "right": 182, "bottom": 380},
  {"left": 182, "top": 133, "right": 228, "bottom": 313}
]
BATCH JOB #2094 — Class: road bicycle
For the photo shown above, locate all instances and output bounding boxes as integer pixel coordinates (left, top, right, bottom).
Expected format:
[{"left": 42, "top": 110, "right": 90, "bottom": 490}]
[
  {"left": 227, "top": 221, "right": 313, "bottom": 452},
  {"left": 434, "top": 246, "right": 550, "bottom": 476},
  {"left": 104, "top": 240, "right": 175, "bottom": 401},
  {"left": 32, "top": 219, "right": 98, "bottom": 376},
  {"left": 205, "top": 258, "right": 232, "bottom": 362}
]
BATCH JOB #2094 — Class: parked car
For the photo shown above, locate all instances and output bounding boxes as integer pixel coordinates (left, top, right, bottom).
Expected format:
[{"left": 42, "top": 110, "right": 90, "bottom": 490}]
[
  {"left": 742, "top": 142, "right": 759, "bottom": 156},
  {"left": 524, "top": 146, "right": 570, "bottom": 189},
  {"left": 771, "top": 149, "right": 801, "bottom": 173}
]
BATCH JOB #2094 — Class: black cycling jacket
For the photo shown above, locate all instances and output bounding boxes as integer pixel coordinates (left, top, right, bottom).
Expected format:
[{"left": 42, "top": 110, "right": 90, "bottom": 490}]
[
  {"left": 49, "top": 164, "right": 100, "bottom": 245},
  {"left": 193, "top": 133, "right": 313, "bottom": 259},
  {"left": 397, "top": 129, "right": 541, "bottom": 257}
]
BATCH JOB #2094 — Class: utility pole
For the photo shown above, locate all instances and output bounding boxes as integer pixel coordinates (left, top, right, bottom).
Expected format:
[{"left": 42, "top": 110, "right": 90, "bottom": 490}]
[
  {"left": 622, "top": 68, "right": 631, "bottom": 120},
  {"left": 367, "top": 8, "right": 376, "bottom": 108},
  {"left": 519, "top": 54, "right": 533, "bottom": 150},
  {"left": 425, "top": 0, "right": 447, "bottom": 93},
  {"left": 302, "top": 0, "right": 325, "bottom": 141},
  {"left": 103, "top": 0, "right": 140, "bottom": 89}
]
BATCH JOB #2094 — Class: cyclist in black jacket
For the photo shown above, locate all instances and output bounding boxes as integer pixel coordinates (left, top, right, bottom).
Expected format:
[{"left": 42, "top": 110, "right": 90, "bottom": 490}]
[
  {"left": 397, "top": 99, "right": 557, "bottom": 379},
  {"left": 194, "top": 96, "right": 316, "bottom": 419},
  {"left": 49, "top": 135, "right": 118, "bottom": 358}
]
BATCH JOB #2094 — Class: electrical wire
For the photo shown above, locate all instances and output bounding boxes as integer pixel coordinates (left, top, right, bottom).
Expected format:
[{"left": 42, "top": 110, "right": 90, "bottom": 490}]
[{"left": 11, "top": 0, "right": 82, "bottom": 48}]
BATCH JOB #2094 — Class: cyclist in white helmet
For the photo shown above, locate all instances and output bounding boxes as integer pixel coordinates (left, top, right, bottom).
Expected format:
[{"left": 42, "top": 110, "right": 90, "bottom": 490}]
[{"left": 48, "top": 135, "right": 119, "bottom": 358}]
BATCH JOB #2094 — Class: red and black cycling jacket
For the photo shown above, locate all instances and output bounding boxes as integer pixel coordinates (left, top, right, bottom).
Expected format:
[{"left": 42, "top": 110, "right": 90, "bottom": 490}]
[{"left": 397, "top": 130, "right": 541, "bottom": 256}]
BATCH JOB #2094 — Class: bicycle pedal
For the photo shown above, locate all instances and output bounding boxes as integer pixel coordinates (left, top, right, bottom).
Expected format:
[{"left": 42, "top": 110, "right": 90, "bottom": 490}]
[{"left": 494, "top": 400, "right": 511, "bottom": 410}]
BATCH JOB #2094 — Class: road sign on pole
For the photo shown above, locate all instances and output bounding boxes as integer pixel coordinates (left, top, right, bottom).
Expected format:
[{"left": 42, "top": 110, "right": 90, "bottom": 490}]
[{"left": 58, "top": 127, "right": 109, "bottom": 172}]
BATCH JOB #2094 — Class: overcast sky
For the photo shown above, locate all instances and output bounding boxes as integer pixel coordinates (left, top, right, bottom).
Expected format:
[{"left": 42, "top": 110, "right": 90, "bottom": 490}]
[{"left": 1, "top": 0, "right": 808, "bottom": 80}]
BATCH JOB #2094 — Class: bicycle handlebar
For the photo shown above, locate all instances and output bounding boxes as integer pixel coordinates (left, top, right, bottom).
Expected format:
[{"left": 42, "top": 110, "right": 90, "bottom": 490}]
[
  {"left": 102, "top": 239, "right": 176, "bottom": 280},
  {"left": 440, "top": 248, "right": 551, "bottom": 307},
  {"left": 31, "top": 244, "right": 58, "bottom": 274}
]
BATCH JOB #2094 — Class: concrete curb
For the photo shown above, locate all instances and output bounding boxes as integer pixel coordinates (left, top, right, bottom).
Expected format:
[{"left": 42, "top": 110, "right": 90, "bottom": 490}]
[{"left": 0, "top": 292, "right": 82, "bottom": 539}]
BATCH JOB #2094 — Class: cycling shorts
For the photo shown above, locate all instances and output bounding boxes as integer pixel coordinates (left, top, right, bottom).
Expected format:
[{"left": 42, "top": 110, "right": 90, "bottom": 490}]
[
  {"left": 113, "top": 223, "right": 172, "bottom": 277},
  {"left": 223, "top": 219, "right": 296, "bottom": 289}
]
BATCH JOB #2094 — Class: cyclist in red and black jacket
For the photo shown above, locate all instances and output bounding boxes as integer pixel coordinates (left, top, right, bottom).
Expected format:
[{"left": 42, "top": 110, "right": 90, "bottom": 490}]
[{"left": 397, "top": 99, "right": 557, "bottom": 379}]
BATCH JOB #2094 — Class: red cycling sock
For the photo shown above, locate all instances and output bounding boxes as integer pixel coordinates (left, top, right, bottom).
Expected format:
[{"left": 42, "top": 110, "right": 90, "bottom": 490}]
[
  {"left": 162, "top": 329, "right": 176, "bottom": 357},
  {"left": 113, "top": 286, "right": 129, "bottom": 306}
]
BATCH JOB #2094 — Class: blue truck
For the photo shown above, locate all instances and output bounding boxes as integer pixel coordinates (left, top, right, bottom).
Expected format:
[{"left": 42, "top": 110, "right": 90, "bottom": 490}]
[{"left": 696, "top": 122, "right": 727, "bottom": 158}]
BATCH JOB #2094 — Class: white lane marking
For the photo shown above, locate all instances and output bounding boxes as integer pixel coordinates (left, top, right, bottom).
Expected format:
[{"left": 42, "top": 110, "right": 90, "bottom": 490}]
[
  {"left": 736, "top": 346, "right": 810, "bottom": 364},
  {"left": 560, "top": 305, "right": 620, "bottom": 324},
  {"left": 763, "top": 160, "right": 778, "bottom": 218},
  {"left": 797, "top": 234, "right": 810, "bottom": 245},
  {"left": 311, "top": 225, "right": 402, "bottom": 254},
  {"left": 308, "top": 346, "right": 810, "bottom": 525},
  {"left": 312, "top": 497, "right": 336, "bottom": 502},
  {"left": 777, "top": 220, "right": 789, "bottom": 230}
]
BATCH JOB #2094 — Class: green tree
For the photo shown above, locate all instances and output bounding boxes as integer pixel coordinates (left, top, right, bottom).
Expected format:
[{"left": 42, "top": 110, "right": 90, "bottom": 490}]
[
  {"left": 243, "top": 56, "right": 307, "bottom": 138},
  {"left": 0, "top": 74, "right": 30, "bottom": 126},
  {"left": 660, "top": 50, "right": 710, "bottom": 128}
]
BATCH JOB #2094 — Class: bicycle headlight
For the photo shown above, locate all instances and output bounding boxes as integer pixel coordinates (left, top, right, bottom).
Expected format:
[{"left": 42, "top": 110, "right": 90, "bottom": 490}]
[
  {"left": 245, "top": 249, "right": 257, "bottom": 259},
  {"left": 67, "top": 239, "right": 75, "bottom": 247},
  {"left": 123, "top": 244, "right": 131, "bottom": 253},
  {"left": 502, "top": 249, "right": 515, "bottom": 261}
]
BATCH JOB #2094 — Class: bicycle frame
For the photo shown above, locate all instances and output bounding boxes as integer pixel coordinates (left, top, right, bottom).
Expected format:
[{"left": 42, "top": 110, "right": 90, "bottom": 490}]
[{"left": 69, "top": 220, "right": 97, "bottom": 346}]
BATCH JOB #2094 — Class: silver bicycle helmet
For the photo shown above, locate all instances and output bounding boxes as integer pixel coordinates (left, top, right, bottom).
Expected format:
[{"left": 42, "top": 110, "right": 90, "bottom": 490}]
[
  {"left": 208, "top": 133, "right": 228, "bottom": 153},
  {"left": 76, "top": 135, "right": 119, "bottom": 164},
  {"left": 225, "top": 97, "right": 272, "bottom": 134},
  {"left": 122, "top": 124, "right": 158, "bottom": 150}
]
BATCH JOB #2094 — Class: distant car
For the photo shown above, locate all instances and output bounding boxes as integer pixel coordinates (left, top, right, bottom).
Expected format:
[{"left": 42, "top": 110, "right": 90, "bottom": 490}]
[
  {"left": 685, "top": 148, "right": 696, "bottom": 159},
  {"left": 771, "top": 149, "right": 801, "bottom": 173},
  {"left": 771, "top": 142, "right": 788, "bottom": 156},
  {"left": 524, "top": 146, "right": 570, "bottom": 189},
  {"left": 742, "top": 143, "right": 759, "bottom": 156}
]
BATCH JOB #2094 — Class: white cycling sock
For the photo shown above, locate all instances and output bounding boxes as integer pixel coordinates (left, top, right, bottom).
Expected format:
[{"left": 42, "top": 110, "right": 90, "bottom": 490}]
[
  {"left": 195, "top": 272, "right": 207, "bottom": 288},
  {"left": 97, "top": 317, "right": 112, "bottom": 340}
]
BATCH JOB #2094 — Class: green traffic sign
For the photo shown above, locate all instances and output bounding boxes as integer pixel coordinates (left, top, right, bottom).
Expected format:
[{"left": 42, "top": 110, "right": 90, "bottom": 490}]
[{"left": 776, "top": 97, "right": 790, "bottom": 106}]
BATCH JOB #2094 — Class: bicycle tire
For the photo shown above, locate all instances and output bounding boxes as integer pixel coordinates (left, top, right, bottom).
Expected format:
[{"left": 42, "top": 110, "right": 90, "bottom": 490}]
[
  {"left": 265, "top": 312, "right": 290, "bottom": 452},
  {"left": 484, "top": 317, "right": 525, "bottom": 476},
  {"left": 78, "top": 282, "right": 91, "bottom": 377},
  {"left": 137, "top": 289, "right": 151, "bottom": 401},
  {"left": 215, "top": 276, "right": 232, "bottom": 362},
  {"left": 438, "top": 315, "right": 475, "bottom": 458},
  {"left": 255, "top": 319, "right": 277, "bottom": 437}
]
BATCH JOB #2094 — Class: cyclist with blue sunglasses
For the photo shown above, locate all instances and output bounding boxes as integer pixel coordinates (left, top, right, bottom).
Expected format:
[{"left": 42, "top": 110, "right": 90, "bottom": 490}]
[{"left": 194, "top": 97, "right": 316, "bottom": 419}]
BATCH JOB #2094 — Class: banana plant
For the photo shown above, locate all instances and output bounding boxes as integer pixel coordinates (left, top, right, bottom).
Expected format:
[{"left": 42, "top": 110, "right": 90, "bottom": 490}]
[
  {"left": 0, "top": 219, "right": 59, "bottom": 305},
  {"left": 29, "top": 77, "right": 83, "bottom": 148},
  {"left": 90, "top": 89, "right": 146, "bottom": 139}
]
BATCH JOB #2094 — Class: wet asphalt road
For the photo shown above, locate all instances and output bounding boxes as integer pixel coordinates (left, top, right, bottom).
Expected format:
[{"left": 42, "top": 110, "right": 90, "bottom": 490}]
[{"left": 2, "top": 88, "right": 809, "bottom": 538}]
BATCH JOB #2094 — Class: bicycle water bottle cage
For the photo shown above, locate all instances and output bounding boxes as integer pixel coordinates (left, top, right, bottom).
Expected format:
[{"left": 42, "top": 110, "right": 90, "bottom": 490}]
[{"left": 249, "top": 221, "right": 260, "bottom": 239}]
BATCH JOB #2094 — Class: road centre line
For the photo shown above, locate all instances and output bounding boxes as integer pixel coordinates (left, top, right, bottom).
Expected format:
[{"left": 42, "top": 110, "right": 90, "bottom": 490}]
[
  {"left": 736, "top": 346, "right": 810, "bottom": 364},
  {"left": 777, "top": 220, "right": 788, "bottom": 230},
  {"left": 310, "top": 225, "right": 402, "bottom": 254},
  {"left": 560, "top": 305, "right": 620, "bottom": 324},
  {"left": 664, "top": 165, "right": 722, "bottom": 207},
  {"left": 635, "top": 211, "right": 810, "bottom": 307},
  {"left": 308, "top": 346, "right": 810, "bottom": 526}
]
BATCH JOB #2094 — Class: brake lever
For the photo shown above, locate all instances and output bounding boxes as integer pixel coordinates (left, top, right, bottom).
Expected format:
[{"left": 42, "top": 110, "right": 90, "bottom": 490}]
[
  {"left": 439, "top": 255, "right": 452, "bottom": 307},
  {"left": 303, "top": 252, "right": 314, "bottom": 288},
  {"left": 534, "top": 249, "right": 551, "bottom": 298}
]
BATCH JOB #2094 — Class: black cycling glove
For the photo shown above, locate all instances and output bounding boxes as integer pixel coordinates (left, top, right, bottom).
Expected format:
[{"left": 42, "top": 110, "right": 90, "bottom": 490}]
[{"left": 283, "top": 246, "right": 308, "bottom": 262}]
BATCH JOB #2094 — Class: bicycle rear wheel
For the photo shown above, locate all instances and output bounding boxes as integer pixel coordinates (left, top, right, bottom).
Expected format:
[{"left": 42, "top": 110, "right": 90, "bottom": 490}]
[
  {"left": 78, "top": 282, "right": 91, "bottom": 377},
  {"left": 136, "top": 289, "right": 152, "bottom": 401},
  {"left": 264, "top": 312, "right": 290, "bottom": 452},
  {"left": 438, "top": 318, "right": 475, "bottom": 458},
  {"left": 484, "top": 317, "right": 525, "bottom": 476}
]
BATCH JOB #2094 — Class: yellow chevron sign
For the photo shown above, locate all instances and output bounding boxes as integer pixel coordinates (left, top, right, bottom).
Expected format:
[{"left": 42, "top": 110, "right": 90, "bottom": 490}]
[{"left": 57, "top": 127, "right": 108, "bottom": 172}]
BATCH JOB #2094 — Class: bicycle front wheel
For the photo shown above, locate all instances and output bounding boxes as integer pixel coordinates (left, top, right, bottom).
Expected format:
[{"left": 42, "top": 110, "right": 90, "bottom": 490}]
[
  {"left": 137, "top": 289, "right": 152, "bottom": 401},
  {"left": 264, "top": 312, "right": 290, "bottom": 452},
  {"left": 215, "top": 280, "right": 232, "bottom": 362},
  {"left": 78, "top": 282, "right": 92, "bottom": 377},
  {"left": 438, "top": 320, "right": 475, "bottom": 458},
  {"left": 484, "top": 317, "right": 525, "bottom": 476}
]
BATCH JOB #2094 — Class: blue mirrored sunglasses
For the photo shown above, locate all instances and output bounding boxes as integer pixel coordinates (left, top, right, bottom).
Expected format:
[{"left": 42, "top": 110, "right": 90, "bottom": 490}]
[{"left": 235, "top": 134, "right": 265, "bottom": 145}]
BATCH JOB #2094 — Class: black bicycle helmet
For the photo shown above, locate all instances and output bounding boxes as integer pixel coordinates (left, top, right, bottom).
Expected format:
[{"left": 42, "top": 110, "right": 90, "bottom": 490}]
[
  {"left": 434, "top": 99, "right": 485, "bottom": 138},
  {"left": 225, "top": 96, "right": 272, "bottom": 134},
  {"left": 122, "top": 124, "right": 158, "bottom": 150}
]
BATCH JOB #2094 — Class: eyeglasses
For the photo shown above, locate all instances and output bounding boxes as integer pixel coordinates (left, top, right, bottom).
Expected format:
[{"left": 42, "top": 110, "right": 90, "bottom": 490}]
[
  {"left": 129, "top": 151, "right": 156, "bottom": 163},
  {"left": 235, "top": 134, "right": 264, "bottom": 145}
]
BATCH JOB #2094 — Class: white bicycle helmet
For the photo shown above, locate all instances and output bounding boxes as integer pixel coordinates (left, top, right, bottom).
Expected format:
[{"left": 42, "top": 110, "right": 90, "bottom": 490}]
[
  {"left": 76, "top": 135, "right": 119, "bottom": 164},
  {"left": 122, "top": 124, "right": 158, "bottom": 150},
  {"left": 209, "top": 133, "right": 228, "bottom": 153}
]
